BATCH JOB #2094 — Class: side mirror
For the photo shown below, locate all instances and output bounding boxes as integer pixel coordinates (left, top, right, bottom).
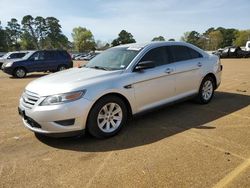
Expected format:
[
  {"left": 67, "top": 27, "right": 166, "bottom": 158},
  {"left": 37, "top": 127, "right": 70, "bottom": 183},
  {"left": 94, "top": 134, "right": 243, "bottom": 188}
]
[{"left": 134, "top": 61, "right": 155, "bottom": 71}]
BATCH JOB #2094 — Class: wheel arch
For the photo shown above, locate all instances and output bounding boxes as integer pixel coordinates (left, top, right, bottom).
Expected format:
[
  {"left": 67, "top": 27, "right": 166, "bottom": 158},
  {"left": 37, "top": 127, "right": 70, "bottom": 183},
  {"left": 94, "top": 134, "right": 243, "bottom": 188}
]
[
  {"left": 13, "top": 66, "right": 28, "bottom": 77},
  {"left": 201, "top": 73, "right": 217, "bottom": 89},
  {"left": 86, "top": 92, "right": 133, "bottom": 130}
]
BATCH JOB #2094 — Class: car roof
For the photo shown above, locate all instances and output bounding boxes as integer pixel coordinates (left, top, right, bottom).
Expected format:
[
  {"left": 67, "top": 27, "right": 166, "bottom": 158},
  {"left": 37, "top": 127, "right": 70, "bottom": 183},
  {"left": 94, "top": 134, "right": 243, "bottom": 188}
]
[
  {"left": 115, "top": 41, "right": 208, "bottom": 57},
  {"left": 9, "top": 50, "right": 34, "bottom": 54},
  {"left": 115, "top": 41, "right": 199, "bottom": 50}
]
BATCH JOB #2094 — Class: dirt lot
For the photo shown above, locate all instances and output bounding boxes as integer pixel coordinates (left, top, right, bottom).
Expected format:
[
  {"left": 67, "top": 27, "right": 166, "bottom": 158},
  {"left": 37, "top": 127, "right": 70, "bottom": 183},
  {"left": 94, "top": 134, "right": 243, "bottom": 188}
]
[{"left": 0, "top": 59, "right": 249, "bottom": 188}]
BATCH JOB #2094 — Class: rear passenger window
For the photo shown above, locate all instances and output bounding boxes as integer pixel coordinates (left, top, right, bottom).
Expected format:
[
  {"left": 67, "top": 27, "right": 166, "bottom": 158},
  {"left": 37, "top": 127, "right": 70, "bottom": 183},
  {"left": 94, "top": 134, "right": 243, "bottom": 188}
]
[
  {"left": 170, "top": 46, "right": 202, "bottom": 62},
  {"left": 140, "top": 47, "right": 170, "bottom": 66},
  {"left": 45, "top": 51, "right": 57, "bottom": 60},
  {"left": 187, "top": 48, "right": 202, "bottom": 59},
  {"left": 16, "top": 53, "right": 26, "bottom": 58}
]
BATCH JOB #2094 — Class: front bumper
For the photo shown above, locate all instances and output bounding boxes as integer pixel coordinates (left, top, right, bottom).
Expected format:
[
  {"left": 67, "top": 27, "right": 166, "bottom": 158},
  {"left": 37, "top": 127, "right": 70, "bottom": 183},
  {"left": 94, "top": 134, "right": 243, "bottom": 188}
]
[
  {"left": 2, "top": 66, "right": 14, "bottom": 75},
  {"left": 18, "top": 97, "right": 94, "bottom": 135}
]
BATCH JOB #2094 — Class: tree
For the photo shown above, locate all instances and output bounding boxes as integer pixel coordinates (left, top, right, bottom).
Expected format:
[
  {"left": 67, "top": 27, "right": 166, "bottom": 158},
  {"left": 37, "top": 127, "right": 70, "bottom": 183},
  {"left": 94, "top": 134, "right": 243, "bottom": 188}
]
[
  {"left": 72, "top": 27, "right": 95, "bottom": 52},
  {"left": 20, "top": 31, "right": 37, "bottom": 50},
  {"left": 152, "top": 36, "right": 165, "bottom": 41},
  {"left": 217, "top": 27, "right": 238, "bottom": 47},
  {"left": 208, "top": 30, "right": 223, "bottom": 50},
  {"left": 0, "top": 21, "right": 9, "bottom": 51},
  {"left": 180, "top": 32, "right": 190, "bottom": 42},
  {"left": 233, "top": 30, "right": 250, "bottom": 47},
  {"left": 96, "top": 40, "right": 110, "bottom": 50},
  {"left": 111, "top": 30, "right": 136, "bottom": 46},
  {"left": 21, "top": 15, "right": 69, "bottom": 49},
  {"left": 187, "top": 31, "right": 200, "bottom": 45},
  {"left": 21, "top": 15, "right": 39, "bottom": 49},
  {"left": 34, "top": 16, "right": 47, "bottom": 48},
  {"left": 45, "top": 17, "right": 69, "bottom": 49},
  {"left": 5, "top": 18, "right": 22, "bottom": 50}
]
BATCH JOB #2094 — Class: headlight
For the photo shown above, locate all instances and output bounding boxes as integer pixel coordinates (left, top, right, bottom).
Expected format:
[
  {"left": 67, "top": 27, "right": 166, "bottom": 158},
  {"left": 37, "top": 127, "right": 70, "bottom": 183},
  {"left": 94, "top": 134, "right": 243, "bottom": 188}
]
[
  {"left": 40, "top": 90, "right": 86, "bottom": 106},
  {"left": 5, "top": 62, "right": 13, "bottom": 67}
]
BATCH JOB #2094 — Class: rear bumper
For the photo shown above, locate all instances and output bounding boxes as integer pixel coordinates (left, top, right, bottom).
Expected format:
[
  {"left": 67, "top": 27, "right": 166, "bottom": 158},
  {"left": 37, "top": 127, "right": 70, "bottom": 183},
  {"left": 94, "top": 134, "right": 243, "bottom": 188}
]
[{"left": 215, "top": 65, "right": 223, "bottom": 89}]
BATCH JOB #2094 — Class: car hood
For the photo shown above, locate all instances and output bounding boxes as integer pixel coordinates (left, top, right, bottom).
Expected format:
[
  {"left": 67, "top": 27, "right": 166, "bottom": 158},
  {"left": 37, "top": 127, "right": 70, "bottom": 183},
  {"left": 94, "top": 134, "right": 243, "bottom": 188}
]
[
  {"left": 2, "top": 58, "right": 25, "bottom": 64},
  {"left": 26, "top": 67, "right": 123, "bottom": 96}
]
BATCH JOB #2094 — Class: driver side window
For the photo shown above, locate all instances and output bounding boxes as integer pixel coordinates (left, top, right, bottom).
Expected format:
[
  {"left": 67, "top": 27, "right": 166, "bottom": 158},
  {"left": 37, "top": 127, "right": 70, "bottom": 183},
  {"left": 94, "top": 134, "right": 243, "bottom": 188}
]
[
  {"left": 30, "top": 51, "right": 45, "bottom": 61},
  {"left": 140, "top": 47, "right": 170, "bottom": 66}
]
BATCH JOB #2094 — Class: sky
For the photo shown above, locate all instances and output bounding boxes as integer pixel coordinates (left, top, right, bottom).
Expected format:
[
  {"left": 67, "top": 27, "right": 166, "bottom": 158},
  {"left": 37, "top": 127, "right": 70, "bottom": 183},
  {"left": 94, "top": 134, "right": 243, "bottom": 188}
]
[{"left": 0, "top": 0, "right": 249, "bottom": 43}]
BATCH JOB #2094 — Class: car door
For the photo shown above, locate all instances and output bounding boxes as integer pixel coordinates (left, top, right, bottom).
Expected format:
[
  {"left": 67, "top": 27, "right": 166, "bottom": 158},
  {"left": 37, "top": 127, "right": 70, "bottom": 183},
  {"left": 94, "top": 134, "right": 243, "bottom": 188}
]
[
  {"left": 131, "top": 46, "right": 176, "bottom": 112},
  {"left": 43, "top": 51, "right": 58, "bottom": 71},
  {"left": 169, "top": 45, "right": 203, "bottom": 96},
  {"left": 26, "top": 51, "right": 48, "bottom": 72}
]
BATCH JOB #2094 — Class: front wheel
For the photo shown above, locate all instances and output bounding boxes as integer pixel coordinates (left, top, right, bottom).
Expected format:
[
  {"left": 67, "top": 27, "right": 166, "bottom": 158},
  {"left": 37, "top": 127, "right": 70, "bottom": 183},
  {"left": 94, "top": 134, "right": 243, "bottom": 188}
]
[
  {"left": 13, "top": 67, "right": 26, "bottom": 78},
  {"left": 196, "top": 76, "right": 215, "bottom": 104},
  {"left": 87, "top": 96, "right": 128, "bottom": 139}
]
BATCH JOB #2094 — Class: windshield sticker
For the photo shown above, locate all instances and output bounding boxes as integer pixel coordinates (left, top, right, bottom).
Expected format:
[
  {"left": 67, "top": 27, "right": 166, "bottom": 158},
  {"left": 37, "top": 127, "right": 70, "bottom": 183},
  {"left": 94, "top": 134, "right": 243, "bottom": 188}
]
[{"left": 127, "top": 47, "right": 142, "bottom": 51}]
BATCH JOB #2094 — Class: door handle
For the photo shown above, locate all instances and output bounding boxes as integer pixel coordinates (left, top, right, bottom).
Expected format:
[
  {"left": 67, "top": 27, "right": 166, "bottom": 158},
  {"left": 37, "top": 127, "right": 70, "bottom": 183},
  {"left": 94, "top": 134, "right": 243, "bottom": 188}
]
[
  {"left": 165, "top": 68, "right": 174, "bottom": 74},
  {"left": 197, "top": 62, "right": 202, "bottom": 67}
]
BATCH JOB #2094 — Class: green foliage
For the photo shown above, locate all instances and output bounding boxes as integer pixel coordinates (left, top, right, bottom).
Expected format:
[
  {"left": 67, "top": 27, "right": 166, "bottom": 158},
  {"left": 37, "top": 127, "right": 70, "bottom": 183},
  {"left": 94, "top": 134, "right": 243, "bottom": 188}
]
[
  {"left": 180, "top": 32, "right": 190, "bottom": 42},
  {"left": 186, "top": 31, "right": 201, "bottom": 47},
  {"left": 72, "top": 27, "right": 96, "bottom": 52},
  {"left": 233, "top": 30, "right": 250, "bottom": 47},
  {"left": 181, "top": 27, "right": 242, "bottom": 50},
  {"left": 152, "top": 36, "right": 165, "bottom": 41},
  {"left": 207, "top": 30, "right": 223, "bottom": 50},
  {"left": 5, "top": 18, "right": 22, "bottom": 50},
  {"left": 21, "top": 15, "right": 69, "bottom": 50},
  {"left": 111, "top": 30, "right": 136, "bottom": 46},
  {"left": 44, "top": 17, "right": 69, "bottom": 49},
  {"left": 0, "top": 21, "right": 9, "bottom": 51}
]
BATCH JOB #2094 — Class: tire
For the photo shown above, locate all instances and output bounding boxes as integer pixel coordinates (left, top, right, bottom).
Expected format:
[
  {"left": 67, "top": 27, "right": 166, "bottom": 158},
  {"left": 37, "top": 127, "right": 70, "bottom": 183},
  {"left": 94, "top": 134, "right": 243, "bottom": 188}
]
[
  {"left": 13, "top": 67, "right": 26, "bottom": 78},
  {"left": 87, "top": 96, "right": 128, "bottom": 139},
  {"left": 196, "top": 76, "right": 215, "bottom": 104},
  {"left": 57, "top": 65, "right": 67, "bottom": 71}
]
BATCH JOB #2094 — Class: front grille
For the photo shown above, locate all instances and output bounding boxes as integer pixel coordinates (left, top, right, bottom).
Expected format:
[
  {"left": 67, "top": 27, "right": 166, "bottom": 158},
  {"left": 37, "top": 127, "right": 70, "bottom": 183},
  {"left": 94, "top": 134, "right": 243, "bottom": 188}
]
[{"left": 21, "top": 90, "right": 40, "bottom": 109}]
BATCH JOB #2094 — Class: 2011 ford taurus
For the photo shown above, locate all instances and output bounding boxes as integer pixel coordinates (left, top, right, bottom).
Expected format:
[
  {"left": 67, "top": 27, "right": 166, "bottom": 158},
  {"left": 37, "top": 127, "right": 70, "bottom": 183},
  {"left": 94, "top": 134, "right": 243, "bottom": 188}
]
[{"left": 18, "top": 42, "right": 222, "bottom": 138}]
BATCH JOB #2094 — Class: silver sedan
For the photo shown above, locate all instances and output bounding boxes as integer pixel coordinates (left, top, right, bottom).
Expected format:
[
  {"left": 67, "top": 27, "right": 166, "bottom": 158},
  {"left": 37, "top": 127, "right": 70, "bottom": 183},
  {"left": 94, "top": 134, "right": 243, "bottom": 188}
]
[{"left": 18, "top": 42, "right": 222, "bottom": 138}]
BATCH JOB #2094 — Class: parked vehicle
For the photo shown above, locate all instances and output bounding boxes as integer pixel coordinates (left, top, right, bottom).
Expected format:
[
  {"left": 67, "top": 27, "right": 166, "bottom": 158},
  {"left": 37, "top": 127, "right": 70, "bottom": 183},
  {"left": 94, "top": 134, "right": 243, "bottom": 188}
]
[
  {"left": 0, "top": 51, "right": 28, "bottom": 68},
  {"left": 72, "top": 53, "right": 87, "bottom": 60},
  {"left": 18, "top": 42, "right": 222, "bottom": 138},
  {"left": 2, "top": 50, "right": 73, "bottom": 78},
  {"left": 214, "top": 46, "right": 250, "bottom": 58},
  {"left": 246, "top": 41, "right": 250, "bottom": 51},
  {"left": 75, "top": 54, "right": 88, "bottom": 60},
  {"left": 83, "top": 52, "right": 100, "bottom": 61}
]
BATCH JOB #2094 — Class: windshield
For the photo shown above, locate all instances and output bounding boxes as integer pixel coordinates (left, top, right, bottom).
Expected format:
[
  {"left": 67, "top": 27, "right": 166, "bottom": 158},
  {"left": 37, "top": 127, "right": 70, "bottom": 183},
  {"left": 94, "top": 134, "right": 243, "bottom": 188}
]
[
  {"left": 85, "top": 47, "right": 140, "bottom": 70},
  {"left": 1, "top": 52, "right": 11, "bottom": 59},
  {"left": 22, "top": 51, "right": 35, "bottom": 59}
]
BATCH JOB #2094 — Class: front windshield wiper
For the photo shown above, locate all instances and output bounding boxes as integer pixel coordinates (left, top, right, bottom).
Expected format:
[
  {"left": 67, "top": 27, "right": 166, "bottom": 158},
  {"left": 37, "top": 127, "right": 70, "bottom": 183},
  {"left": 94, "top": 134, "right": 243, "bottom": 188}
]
[{"left": 88, "top": 66, "right": 111, "bottom": 71}]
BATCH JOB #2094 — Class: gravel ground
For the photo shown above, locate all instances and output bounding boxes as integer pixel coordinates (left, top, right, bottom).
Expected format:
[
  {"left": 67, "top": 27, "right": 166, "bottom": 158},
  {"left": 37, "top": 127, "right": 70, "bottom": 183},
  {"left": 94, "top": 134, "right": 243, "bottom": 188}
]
[{"left": 0, "top": 59, "right": 249, "bottom": 188}]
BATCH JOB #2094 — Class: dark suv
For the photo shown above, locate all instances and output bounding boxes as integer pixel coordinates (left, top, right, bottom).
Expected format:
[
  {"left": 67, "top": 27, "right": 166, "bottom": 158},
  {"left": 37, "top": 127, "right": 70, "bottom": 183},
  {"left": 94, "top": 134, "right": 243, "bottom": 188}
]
[{"left": 2, "top": 50, "right": 73, "bottom": 78}]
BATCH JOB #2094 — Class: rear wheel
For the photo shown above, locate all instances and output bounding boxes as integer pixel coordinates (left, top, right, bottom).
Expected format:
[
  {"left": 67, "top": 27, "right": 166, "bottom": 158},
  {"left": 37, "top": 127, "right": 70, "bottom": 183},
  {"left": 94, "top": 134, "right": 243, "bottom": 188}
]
[
  {"left": 196, "top": 76, "right": 215, "bottom": 104},
  {"left": 87, "top": 96, "right": 128, "bottom": 139},
  {"left": 14, "top": 67, "right": 26, "bottom": 78},
  {"left": 57, "top": 65, "right": 67, "bottom": 71}
]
